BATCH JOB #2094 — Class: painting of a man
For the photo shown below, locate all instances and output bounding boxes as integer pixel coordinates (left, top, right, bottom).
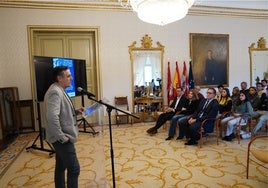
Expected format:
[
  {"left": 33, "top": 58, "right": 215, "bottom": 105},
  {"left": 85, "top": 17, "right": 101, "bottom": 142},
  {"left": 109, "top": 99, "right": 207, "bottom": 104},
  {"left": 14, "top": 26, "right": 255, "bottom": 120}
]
[
  {"left": 205, "top": 50, "right": 218, "bottom": 84},
  {"left": 190, "top": 33, "right": 229, "bottom": 87}
]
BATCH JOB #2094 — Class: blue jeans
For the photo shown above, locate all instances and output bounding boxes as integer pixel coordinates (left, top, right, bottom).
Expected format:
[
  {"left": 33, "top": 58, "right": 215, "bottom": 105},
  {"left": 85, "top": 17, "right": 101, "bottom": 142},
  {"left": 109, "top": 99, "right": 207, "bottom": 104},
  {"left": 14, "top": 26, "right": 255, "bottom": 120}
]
[
  {"left": 52, "top": 141, "right": 80, "bottom": 188},
  {"left": 253, "top": 114, "right": 268, "bottom": 134},
  {"left": 168, "top": 114, "right": 186, "bottom": 137}
]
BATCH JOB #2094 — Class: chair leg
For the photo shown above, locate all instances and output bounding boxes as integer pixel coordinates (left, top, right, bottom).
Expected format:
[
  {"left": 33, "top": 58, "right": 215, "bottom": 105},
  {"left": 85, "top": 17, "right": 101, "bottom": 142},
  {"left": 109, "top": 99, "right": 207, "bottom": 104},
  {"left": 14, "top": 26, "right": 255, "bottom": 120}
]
[
  {"left": 236, "top": 124, "right": 241, "bottom": 144},
  {"left": 216, "top": 119, "right": 219, "bottom": 145},
  {"left": 246, "top": 150, "right": 250, "bottom": 179},
  {"left": 199, "top": 129, "right": 203, "bottom": 148}
]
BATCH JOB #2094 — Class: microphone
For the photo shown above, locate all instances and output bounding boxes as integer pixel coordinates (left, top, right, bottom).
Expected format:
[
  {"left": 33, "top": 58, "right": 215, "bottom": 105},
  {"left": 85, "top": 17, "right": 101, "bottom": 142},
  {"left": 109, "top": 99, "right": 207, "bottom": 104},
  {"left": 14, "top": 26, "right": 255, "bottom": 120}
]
[{"left": 77, "top": 87, "right": 95, "bottom": 97}]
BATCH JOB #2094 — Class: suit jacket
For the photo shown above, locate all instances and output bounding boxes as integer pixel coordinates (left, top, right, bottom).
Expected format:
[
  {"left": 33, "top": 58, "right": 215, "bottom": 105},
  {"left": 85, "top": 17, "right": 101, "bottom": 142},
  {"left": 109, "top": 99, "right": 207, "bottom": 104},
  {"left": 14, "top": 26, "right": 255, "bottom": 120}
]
[
  {"left": 44, "top": 82, "right": 79, "bottom": 144},
  {"left": 169, "top": 95, "right": 187, "bottom": 113},
  {"left": 192, "top": 98, "right": 219, "bottom": 133},
  {"left": 181, "top": 99, "right": 200, "bottom": 115}
]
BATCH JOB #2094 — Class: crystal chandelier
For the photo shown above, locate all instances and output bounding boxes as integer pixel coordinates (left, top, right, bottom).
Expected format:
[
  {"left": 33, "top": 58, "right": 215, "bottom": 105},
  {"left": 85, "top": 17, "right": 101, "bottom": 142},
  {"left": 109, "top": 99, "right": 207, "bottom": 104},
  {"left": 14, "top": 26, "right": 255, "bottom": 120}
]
[{"left": 119, "top": 0, "right": 195, "bottom": 26}]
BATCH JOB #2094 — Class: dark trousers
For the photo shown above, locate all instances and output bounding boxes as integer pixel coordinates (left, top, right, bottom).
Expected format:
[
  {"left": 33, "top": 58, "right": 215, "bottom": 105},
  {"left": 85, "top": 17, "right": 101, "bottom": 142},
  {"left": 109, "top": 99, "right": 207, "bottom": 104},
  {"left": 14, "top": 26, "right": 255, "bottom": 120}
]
[
  {"left": 180, "top": 121, "right": 201, "bottom": 141},
  {"left": 154, "top": 111, "right": 175, "bottom": 130},
  {"left": 182, "top": 120, "right": 215, "bottom": 141},
  {"left": 52, "top": 141, "right": 80, "bottom": 188},
  {"left": 186, "top": 122, "right": 202, "bottom": 141}
]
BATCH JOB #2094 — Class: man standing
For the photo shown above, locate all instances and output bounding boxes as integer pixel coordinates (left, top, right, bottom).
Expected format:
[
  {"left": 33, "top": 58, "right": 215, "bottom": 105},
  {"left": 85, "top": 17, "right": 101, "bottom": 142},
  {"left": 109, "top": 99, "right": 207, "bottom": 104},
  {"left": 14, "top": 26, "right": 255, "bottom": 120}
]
[
  {"left": 146, "top": 87, "right": 187, "bottom": 135},
  {"left": 181, "top": 88, "right": 219, "bottom": 145},
  {"left": 44, "top": 66, "right": 84, "bottom": 188}
]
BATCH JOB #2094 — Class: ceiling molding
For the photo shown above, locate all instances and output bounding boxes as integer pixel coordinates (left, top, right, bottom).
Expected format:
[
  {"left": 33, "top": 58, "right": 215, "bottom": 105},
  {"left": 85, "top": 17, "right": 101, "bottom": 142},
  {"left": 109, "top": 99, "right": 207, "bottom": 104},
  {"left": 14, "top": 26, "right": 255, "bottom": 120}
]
[{"left": 0, "top": 0, "right": 267, "bottom": 19}]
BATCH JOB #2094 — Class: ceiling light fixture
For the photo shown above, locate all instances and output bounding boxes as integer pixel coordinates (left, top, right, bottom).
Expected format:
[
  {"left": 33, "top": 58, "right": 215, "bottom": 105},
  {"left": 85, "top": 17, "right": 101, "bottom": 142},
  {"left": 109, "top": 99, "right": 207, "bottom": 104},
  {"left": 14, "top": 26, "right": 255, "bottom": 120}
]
[{"left": 119, "top": 0, "right": 195, "bottom": 26}]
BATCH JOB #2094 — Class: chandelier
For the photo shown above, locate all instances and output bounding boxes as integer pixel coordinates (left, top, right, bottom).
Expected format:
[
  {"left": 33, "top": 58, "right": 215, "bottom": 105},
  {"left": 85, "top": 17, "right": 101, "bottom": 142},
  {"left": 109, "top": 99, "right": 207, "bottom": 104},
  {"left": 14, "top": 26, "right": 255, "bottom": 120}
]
[{"left": 119, "top": 0, "right": 195, "bottom": 26}]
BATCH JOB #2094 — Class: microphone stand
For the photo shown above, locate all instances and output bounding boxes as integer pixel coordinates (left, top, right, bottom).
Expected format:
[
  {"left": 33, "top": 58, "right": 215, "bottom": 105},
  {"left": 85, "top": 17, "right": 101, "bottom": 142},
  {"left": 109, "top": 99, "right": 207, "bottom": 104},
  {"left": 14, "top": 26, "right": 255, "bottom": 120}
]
[{"left": 86, "top": 95, "right": 139, "bottom": 188}]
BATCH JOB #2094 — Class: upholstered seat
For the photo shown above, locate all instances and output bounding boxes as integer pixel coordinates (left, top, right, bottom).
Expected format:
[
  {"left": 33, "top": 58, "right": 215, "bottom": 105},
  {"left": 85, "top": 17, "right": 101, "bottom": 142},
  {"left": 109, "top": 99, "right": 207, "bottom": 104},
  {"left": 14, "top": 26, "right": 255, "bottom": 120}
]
[{"left": 246, "top": 135, "right": 268, "bottom": 179}]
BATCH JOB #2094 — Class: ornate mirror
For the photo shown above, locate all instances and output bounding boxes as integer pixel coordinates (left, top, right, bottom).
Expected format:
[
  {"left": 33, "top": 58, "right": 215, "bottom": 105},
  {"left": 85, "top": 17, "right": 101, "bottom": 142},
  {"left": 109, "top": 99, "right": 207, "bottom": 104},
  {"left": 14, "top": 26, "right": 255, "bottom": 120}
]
[
  {"left": 249, "top": 37, "right": 268, "bottom": 85},
  {"left": 129, "top": 34, "right": 164, "bottom": 121}
]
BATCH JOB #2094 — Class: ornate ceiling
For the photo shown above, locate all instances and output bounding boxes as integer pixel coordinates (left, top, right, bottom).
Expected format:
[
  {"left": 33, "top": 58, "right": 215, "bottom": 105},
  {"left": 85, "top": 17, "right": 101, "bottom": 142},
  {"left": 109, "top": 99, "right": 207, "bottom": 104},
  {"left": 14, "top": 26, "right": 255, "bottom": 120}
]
[{"left": 0, "top": 0, "right": 267, "bottom": 19}]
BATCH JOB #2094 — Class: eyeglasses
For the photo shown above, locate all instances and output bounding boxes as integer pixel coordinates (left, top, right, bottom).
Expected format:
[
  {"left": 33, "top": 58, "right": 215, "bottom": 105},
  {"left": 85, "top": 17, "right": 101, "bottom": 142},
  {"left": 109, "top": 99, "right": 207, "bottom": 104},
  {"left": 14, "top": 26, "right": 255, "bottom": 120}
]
[{"left": 206, "top": 92, "right": 214, "bottom": 94}]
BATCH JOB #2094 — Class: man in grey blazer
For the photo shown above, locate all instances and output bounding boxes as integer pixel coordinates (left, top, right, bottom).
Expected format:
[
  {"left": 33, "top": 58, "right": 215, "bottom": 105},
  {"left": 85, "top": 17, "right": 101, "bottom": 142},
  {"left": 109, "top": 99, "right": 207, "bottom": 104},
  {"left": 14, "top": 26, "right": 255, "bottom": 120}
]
[{"left": 44, "top": 66, "right": 84, "bottom": 188}]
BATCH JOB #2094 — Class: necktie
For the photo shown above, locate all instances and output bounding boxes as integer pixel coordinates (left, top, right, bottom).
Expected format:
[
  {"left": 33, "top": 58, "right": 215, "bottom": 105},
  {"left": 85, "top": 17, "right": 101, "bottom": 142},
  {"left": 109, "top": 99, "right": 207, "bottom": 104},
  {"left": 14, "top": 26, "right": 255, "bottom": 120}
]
[
  {"left": 174, "top": 97, "right": 180, "bottom": 109},
  {"left": 203, "top": 100, "right": 209, "bottom": 110},
  {"left": 199, "top": 100, "right": 210, "bottom": 118}
]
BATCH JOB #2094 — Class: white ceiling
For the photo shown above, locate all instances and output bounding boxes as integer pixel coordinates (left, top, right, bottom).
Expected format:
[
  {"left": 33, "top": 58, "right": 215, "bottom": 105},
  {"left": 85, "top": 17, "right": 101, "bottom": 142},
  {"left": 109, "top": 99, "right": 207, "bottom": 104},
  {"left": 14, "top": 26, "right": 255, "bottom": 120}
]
[{"left": 196, "top": 0, "right": 268, "bottom": 10}]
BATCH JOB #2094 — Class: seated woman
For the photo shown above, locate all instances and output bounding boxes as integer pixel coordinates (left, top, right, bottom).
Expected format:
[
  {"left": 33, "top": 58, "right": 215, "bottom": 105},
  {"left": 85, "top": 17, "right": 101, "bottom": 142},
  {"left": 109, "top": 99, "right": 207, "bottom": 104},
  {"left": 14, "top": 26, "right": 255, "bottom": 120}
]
[
  {"left": 217, "top": 87, "right": 232, "bottom": 118},
  {"left": 165, "top": 89, "right": 199, "bottom": 140},
  {"left": 221, "top": 91, "right": 254, "bottom": 141}
]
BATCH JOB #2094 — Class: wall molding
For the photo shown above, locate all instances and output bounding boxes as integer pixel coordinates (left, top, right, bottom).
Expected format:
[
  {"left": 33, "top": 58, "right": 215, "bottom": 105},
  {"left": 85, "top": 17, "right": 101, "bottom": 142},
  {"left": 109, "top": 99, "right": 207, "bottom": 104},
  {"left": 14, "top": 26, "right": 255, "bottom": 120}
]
[{"left": 0, "top": 0, "right": 267, "bottom": 19}]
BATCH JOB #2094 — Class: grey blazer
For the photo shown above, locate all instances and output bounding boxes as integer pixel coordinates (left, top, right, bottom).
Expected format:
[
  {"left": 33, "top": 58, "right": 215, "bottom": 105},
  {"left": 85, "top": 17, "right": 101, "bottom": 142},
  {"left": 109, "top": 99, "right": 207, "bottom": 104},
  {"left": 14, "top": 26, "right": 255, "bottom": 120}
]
[{"left": 44, "top": 83, "right": 78, "bottom": 144}]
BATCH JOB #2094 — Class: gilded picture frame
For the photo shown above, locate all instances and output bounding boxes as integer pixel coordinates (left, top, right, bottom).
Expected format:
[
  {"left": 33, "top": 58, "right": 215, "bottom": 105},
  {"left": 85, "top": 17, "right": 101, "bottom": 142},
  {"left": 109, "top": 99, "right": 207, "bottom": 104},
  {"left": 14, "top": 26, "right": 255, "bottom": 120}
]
[{"left": 190, "top": 33, "right": 229, "bottom": 87}]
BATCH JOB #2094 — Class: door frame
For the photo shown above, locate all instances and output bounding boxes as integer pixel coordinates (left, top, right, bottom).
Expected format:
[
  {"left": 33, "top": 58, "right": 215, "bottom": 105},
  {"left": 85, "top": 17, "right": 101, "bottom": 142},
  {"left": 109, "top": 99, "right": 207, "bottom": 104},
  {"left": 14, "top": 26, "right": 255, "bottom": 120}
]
[{"left": 27, "top": 25, "right": 102, "bottom": 129}]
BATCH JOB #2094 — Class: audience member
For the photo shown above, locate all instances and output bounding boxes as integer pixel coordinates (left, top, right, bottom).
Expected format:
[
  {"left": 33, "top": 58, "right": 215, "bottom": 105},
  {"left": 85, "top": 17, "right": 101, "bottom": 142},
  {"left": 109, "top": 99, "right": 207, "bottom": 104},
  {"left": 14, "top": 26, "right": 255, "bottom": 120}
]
[
  {"left": 221, "top": 91, "right": 253, "bottom": 141},
  {"left": 253, "top": 111, "right": 268, "bottom": 134},
  {"left": 194, "top": 85, "right": 205, "bottom": 102},
  {"left": 248, "top": 86, "right": 261, "bottom": 110},
  {"left": 215, "top": 84, "right": 224, "bottom": 101},
  {"left": 231, "top": 86, "right": 240, "bottom": 110},
  {"left": 180, "top": 88, "right": 219, "bottom": 145},
  {"left": 259, "top": 86, "right": 268, "bottom": 110},
  {"left": 240, "top": 81, "right": 249, "bottom": 97},
  {"left": 217, "top": 88, "right": 232, "bottom": 117},
  {"left": 165, "top": 89, "right": 199, "bottom": 140},
  {"left": 146, "top": 87, "right": 187, "bottom": 135},
  {"left": 256, "top": 82, "right": 267, "bottom": 109},
  {"left": 261, "top": 79, "right": 268, "bottom": 88}
]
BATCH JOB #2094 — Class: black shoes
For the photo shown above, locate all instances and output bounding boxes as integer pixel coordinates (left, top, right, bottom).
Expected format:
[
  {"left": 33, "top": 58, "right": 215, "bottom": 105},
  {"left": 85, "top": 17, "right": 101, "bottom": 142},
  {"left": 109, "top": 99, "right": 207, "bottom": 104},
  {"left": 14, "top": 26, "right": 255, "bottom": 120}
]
[
  {"left": 146, "top": 127, "right": 154, "bottom": 133},
  {"left": 146, "top": 127, "right": 157, "bottom": 135},
  {"left": 165, "top": 136, "right": 173, "bottom": 140},
  {"left": 222, "top": 133, "right": 236, "bottom": 142},
  {"left": 176, "top": 136, "right": 184, "bottom": 140},
  {"left": 149, "top": 129, "right": 157, "bottom": 135},
  {"left": 185, "top": 139, "right": 198, "bottom": 145}
]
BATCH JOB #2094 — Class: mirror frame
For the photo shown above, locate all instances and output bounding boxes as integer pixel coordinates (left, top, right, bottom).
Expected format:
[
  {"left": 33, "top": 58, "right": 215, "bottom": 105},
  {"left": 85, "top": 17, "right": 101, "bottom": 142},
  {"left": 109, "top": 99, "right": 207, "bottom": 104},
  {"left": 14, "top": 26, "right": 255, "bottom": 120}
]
[
  {"left": 249, "top": 37, "right": 268, "bottom": 85},
  {"left": 129, "top": 34, "right": 164, "bottom": 112}
]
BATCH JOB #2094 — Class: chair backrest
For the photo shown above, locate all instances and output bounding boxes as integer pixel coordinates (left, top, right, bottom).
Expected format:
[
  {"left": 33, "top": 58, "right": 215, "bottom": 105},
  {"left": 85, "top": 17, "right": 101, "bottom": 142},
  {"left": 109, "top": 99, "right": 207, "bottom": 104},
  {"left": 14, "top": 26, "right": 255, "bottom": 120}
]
[{"left": 114, "top": 96, "right": 129, "bottom": 111}]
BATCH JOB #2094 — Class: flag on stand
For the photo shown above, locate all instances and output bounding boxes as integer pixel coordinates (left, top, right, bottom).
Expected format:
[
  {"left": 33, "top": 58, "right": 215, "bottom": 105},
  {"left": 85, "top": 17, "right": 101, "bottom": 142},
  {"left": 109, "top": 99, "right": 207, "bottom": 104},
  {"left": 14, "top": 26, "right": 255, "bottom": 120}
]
[
  {"left": 182, "top": 61, "right": 189, "bottom": 96},
  {"left": 167, "top": 61, "right": 173, "bottom": 104},
  {"left": 172, "top": 61, "right": 181, "bottom": 97},
  {"left": 188, "top": 61, "right": 195, "bottom": 90}
]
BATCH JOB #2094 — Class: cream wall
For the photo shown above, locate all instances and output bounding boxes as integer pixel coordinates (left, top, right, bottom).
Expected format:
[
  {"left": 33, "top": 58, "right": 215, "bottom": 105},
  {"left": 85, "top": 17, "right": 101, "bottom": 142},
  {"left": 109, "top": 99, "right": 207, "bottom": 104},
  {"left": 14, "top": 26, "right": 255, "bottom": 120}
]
[{"left": 0, "top": 8, "right": 268, "bottom": 108}]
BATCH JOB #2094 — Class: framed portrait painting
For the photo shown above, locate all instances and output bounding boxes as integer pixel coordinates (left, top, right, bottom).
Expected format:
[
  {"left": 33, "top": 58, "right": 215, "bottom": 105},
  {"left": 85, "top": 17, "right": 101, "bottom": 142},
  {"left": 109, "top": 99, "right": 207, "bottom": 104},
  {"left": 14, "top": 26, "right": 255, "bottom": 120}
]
[{"left": 190, "top": 33, "right": 229, "bottom": 87}]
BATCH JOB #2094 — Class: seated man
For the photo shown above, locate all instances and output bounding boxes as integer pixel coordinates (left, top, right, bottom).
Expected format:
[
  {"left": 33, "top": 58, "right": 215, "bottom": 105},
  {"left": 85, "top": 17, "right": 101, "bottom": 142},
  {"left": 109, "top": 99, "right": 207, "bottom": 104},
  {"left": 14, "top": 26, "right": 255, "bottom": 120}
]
[
  {"left": 165, "top": 89, "right": 200, "bottom": 140},
  {"left": 180, "top": 88, "right": 219, "bottom": 145},
  {"left": 146, "top": 87, "right": 187, "bottom": 135}
]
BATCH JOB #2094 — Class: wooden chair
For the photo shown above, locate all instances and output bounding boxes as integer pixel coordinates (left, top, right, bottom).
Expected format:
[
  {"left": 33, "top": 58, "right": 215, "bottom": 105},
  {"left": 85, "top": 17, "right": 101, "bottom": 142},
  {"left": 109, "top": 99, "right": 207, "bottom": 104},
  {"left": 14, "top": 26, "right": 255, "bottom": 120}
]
[
  {"left": 114, "top": 96, "right": 133, "bottom": 126},
  {"left": 236, "top": 116, "right": 253, "bottom": 144},
  {"left": 217, "top": 111, "right": 232, "bottom": 138},
  {"left": 199, "top": 117, "right": 220, "bottom": 148},
  {"left": 246, "top": 135, "right": 268, "bottom": 179}
]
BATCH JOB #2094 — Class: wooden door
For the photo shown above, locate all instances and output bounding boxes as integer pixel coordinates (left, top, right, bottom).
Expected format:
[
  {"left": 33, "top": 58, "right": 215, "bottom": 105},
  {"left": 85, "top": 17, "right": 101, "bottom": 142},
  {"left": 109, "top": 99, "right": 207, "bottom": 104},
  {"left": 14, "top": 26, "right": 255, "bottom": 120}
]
[{"left": 30, "top": 28, "right": 100, "bottom": 127}]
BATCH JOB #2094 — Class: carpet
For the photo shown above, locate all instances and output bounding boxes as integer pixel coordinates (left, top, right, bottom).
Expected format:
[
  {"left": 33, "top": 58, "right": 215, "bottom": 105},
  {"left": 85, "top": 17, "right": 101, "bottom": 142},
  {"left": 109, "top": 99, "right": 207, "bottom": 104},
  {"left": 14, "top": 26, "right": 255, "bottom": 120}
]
[
  {"left": 0, "top": 123, "right": 267, "bottom": 188},
  {"left": 0, "top": 133, "right": 37, "bottom": 179}
]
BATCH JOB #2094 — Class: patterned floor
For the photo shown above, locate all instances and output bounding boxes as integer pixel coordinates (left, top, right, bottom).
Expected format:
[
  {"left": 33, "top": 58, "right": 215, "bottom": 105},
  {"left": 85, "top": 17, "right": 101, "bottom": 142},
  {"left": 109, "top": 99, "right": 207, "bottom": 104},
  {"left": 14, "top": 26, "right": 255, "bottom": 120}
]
[
  {"left": 0, "top": 123, "right": 267, "bottom": 188},
  {"left": 0, "top": 133, "right": 37, "bottom": 178}
]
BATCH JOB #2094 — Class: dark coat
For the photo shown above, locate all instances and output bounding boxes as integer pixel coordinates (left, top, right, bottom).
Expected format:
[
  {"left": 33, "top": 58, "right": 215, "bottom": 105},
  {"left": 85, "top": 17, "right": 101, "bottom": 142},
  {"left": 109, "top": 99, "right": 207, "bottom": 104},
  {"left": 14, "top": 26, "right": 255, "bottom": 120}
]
[
  {"left": 169, "top": 95, "right": 187, "bottom": 113},
  {"left": 192, "top": 98, "right": 219, "bottom": 133}
]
